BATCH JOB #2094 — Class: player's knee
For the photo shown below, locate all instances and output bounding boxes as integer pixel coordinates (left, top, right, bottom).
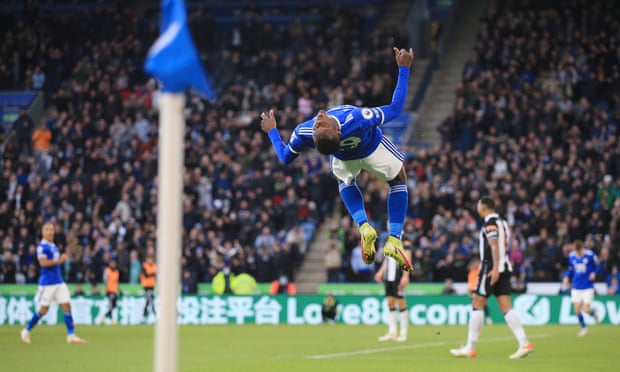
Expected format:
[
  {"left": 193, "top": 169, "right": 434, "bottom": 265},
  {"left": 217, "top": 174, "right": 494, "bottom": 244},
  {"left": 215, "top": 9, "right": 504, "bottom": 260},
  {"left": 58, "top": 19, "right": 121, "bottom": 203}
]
[{"left": 387, "top": 168, "right": 406, "bottom": 185}]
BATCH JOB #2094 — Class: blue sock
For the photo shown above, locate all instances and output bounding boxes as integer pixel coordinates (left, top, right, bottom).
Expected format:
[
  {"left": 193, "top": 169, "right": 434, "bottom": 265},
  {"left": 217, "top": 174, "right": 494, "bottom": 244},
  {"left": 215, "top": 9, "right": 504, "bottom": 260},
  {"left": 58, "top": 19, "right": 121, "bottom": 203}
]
[
  {"left": 64, "top": 312, "right": 75, "bottom": 335},
  {"left": 339, "top": 182, "right": 368, "bottom": 226},
  {"left": 589, "top": 309, "right": 596, "bottom": 317},
  {"left": 26, "top": 312, "right": 42, "bottom": 331},
  {"left": 577, "top": 313, "right": 585, "bottom": 329},
  {"left": 387, "top": 184, "right": 408, "bottom": 239}
]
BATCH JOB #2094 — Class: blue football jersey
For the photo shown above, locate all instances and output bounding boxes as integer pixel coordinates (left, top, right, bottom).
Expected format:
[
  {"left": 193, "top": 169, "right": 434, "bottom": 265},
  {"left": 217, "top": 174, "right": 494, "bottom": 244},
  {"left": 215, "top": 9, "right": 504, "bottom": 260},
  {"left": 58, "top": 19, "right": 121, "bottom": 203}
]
[
  {"left": 565, "top": 250, "right": 599, "bottom": 290},
  {"left": 288, "top": 105, "right": 393, "bottom": 161},
  {"left": 37, "top": 240, "right": 64, "bottom": 285}
]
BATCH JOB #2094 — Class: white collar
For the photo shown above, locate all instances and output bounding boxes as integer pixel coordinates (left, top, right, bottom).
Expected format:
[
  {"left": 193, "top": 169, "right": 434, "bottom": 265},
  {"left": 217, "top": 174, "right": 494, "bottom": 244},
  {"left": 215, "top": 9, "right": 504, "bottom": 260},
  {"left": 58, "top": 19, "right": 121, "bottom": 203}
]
[{"left": 484, "top": 213, "right": 499, "bottom": 222}]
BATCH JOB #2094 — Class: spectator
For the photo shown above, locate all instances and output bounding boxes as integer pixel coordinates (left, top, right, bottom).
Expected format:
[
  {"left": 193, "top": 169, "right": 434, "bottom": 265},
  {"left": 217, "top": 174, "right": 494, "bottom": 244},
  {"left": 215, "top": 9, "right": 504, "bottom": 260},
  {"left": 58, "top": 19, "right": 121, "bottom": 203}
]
[
  {"left": 325, "top": 233, "right": 343, "bottom": 283},
  {"left": 269, "top": 274, "right": 297, "bottom": 295},
  {"left": 128, "top": 250, "right": 141, "bottom": 284},
  {"left": 31, "top": 121, "right": 51, "bottom": 153},
  {"left": 321, "top": 293, "right": 338, "bottom": 324},
  {"left": 2, "top": 251, "right": 17, "bottom": 283},
  {"left": 13, "top": 108, "right": 34, "bottom": 155},
  {"left": 31, "top": 66, "right": 45, "bottom": 91},
  {"left": 441, "top": 278, "right": 456, "bottom": 295},
  {"left": 182, "top": 269, "right": 198, "bottom": 295},
  {"left": 4, "top": 0, "right": 618, "bottom": 289}
]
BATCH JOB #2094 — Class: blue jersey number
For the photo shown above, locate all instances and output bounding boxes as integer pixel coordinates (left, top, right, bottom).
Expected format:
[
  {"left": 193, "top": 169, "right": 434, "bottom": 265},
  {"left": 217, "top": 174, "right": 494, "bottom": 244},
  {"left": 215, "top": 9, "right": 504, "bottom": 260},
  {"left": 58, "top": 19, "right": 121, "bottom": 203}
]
[{"left": 339, "top": 137, "right": 362, "bottom": 151}]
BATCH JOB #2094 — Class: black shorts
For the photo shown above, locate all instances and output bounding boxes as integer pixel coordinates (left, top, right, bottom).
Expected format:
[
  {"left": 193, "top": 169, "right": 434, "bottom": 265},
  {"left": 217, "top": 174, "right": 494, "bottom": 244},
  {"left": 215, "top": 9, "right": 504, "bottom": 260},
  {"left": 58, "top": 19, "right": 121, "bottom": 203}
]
[
  {"left": 475, "top": 262, "right": 512, "bottom": 298},
  {"left": 384, "top": 281, "right": 404, "bottom": 298}
]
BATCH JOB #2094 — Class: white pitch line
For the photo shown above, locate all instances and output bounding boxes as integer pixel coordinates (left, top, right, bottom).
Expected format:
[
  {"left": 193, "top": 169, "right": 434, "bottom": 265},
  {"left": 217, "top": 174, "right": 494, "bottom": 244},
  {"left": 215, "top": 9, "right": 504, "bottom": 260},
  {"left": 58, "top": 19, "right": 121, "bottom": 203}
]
[{"left": 307, "top": 334, "right": 549, "bottom": 360}]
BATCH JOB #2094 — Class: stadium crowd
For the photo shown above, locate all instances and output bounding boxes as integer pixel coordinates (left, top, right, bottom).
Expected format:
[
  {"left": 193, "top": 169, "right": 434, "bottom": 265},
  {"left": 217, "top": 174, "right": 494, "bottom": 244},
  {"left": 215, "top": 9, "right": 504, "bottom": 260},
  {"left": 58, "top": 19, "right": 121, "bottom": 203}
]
[
  {"left": 0, "top": 0, "right": 402, "bottom": 288},
  {"left": 2, "top": 0, "right": 620, "bottom": 294},
  {"left": 334, "top": 0, "right": 620, "bottom": 289}
]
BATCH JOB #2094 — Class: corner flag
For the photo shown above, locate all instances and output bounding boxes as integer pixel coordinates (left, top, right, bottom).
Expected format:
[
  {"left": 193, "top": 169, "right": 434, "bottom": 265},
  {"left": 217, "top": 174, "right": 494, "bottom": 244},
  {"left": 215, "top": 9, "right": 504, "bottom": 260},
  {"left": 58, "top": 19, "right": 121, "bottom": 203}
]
[
  {"left": 144, "top": 1, "right": 216, "bottom": 372},
  {"left": 145, "top": 0, "right": 216, "bottom": 99}
]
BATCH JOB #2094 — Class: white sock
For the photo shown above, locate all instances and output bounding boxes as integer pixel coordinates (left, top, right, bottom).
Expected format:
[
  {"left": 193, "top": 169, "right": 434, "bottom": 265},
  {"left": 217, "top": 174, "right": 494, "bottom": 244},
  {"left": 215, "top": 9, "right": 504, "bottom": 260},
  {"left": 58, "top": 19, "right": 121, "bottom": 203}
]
[
  {"left": 504, "top": 309, "right": 529, "bottom": 346},
  {"left": 400, "top": 309, "right": 409, "bottom": 336},
  {"left": 466, "top": 309, "right": 484, "bottom": 350},
  {"left": 389, "top": 309, "right": 398, "bottom": 335}
]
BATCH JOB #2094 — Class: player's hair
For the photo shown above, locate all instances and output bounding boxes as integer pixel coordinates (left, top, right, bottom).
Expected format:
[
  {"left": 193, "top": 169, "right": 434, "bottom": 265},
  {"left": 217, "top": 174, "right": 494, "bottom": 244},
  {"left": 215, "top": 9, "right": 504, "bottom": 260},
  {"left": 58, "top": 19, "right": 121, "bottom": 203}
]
[
  {"left": 479, "top": 196, "right": 496, "bottom": 211},
  {"left": 315, "top": 132, "right": 340, "bottom": 155},
  {"left": 574, "top": 240, "right": 584, "bottom": 251}
]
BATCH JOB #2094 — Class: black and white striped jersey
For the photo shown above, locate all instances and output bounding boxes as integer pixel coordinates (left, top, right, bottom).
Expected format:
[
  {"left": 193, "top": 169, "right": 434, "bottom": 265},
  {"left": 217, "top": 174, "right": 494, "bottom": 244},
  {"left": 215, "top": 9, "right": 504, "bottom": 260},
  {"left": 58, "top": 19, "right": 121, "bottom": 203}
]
[
  {"left": 383, "top": 256, "right": 404, "bottom": 283},
  {"left": 478, "top": 213, "right": 513, "bottom": 273}
]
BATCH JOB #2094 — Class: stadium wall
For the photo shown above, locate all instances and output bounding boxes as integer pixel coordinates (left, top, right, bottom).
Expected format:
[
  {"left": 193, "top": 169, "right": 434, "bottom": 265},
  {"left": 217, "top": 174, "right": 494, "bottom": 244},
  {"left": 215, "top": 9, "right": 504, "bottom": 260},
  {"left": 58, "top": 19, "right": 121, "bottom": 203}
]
[
  {"left": 0, "top": 283, "right": 611, "bottom": 296},
  {"left": 1, "top": 294, "right": 619, "bottom": 326}
]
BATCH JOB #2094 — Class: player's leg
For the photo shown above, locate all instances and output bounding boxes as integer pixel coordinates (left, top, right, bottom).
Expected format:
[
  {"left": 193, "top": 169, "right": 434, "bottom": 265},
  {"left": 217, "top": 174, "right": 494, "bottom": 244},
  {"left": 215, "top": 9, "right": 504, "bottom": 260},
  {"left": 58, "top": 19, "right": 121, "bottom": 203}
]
[
  {"left": 451, "top": 265, "right": 490, "bottom": 357},
  {"left": 494, "top": 273, "right": 533, "bottom": 358},
  {"left": 22, "top": 285, "right": 55, "bottom": 343},
  {"left": 143, "top": 288, "right": 154, "bottom": 319},
  {"left": 497, "top": 294, "right": 528, "bottom": 346},
  {"left": 144, "top": 288, "right": 156, "bottom": 317},
  {"left": 450, "top": 293, "right": 486, "bottom": 356},
  {"left": 362, "top": 143, "right": 411, "bottom": 271},
  {"left": 582, "top": 289, "right": 598, "bottom": 324},
  {"left": 395, "top": 296, "right": 408, "bottom": 341},
  {"left": 150, "top": 289, "right": 157, "bottom": 316},
  {"left": 105, "top": 293, "right": 114, "bottom": 319},
  {"left": 468, "top": 294, "right": 487, "bottom": 350},
  {"left": 497, "top": 294, "right": 533, "bottom": 358},
  {"left": 574, "top": 301, "right": 589, "bottom": 336},
  {"left": 379, "top": 295, "right": 398, "bottom": 341},
  {"left": 386, "top": 167, "right": 408, "bottom": 243},
  {"left": 332, "top": 158, "right": 376, "bottom": 263},
  {"left": 111, "top": 293, "right": 118, "bottom": 316},
  {"left": 58, "top": 284, "right": 85, "bottom": 343},
  {"left": 472, "top": 290, "right": 491, "bottom": 323},
  {"left": 571, "top": 289, "right": 588, "bottom": 335}
]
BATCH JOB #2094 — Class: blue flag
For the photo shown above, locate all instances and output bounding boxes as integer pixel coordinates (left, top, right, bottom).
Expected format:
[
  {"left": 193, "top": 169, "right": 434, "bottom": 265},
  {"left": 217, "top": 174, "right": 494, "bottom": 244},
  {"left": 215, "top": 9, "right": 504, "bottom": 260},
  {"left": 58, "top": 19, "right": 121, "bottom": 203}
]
[{"left": 145, "top": 0, "right": 216, "bottom": 99}]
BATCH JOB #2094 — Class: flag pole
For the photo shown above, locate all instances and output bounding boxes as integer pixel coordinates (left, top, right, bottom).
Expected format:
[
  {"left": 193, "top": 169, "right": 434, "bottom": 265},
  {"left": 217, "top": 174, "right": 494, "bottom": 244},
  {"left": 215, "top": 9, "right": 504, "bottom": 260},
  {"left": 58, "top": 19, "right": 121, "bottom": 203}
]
[
  {"left": 145, "top": 0, "right": 215, "bottom": 368},
  {"left": 154, "top": 92, "right": 185, "bottom": 372}
]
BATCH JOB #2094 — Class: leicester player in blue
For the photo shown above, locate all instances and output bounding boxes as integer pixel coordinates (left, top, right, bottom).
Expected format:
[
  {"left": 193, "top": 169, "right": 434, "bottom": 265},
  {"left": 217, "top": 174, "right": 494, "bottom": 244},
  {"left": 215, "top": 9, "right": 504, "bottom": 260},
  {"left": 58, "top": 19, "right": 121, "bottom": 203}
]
[
  {"left": 562, "top": 240, "right": 600, "bottom": 336},
  {"left": 21, "top": 222, "right": 85, "bottom": 344},
  {"left": 261, "top": 47, "right": 414, "bottom": 272}
]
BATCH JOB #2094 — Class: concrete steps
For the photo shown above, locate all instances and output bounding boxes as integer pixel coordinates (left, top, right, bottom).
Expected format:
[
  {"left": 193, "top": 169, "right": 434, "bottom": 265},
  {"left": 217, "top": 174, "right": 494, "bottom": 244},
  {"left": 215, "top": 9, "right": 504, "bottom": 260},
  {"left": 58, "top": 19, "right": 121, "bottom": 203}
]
[
  {"left": 294, "top": 212, "right": 340, "bottom": 294},
  {"left": 414, "top": 0, "right": 492, "bottom": 144}
]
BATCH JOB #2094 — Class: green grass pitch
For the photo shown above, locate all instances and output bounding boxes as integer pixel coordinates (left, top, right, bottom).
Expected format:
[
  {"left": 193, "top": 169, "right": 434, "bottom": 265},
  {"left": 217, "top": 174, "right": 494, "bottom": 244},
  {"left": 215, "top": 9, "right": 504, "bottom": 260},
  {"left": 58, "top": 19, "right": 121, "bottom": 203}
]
[{"left": 1, "top": 324, "right": 618, "bottom": 371}]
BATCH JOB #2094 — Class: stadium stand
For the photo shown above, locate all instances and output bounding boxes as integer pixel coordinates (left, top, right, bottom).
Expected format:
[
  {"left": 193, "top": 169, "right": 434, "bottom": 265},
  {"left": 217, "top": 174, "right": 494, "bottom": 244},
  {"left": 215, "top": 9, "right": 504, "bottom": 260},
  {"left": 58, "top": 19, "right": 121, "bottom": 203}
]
[
  {"left": 355, "top": 0, "right": 620, "bottom": 285},
  {"left": 1, "top": 0, "right": 619, "bottom": 291},
  {"left": 0, "top": 0, "right": 399, "bottom": 288}
]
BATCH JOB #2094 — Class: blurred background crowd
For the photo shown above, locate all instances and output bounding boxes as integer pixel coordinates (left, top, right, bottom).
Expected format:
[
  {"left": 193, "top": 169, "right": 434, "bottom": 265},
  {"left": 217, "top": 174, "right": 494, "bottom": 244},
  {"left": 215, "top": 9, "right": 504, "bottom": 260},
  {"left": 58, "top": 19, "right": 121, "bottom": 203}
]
[{"left": 1, "top": 0, "right": 619, "bottom": 295}]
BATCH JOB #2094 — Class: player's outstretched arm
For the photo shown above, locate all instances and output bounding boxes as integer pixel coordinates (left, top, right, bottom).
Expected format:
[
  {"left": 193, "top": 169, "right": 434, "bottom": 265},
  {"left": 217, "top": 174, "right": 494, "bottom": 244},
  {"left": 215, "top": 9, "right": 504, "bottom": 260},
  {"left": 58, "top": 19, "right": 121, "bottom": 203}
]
[
  {"left": 378, "top": 48, "right": 414, "bottom": 123},
  {"left": 261, "top": 109, "right": 298, "bottom": 165}
]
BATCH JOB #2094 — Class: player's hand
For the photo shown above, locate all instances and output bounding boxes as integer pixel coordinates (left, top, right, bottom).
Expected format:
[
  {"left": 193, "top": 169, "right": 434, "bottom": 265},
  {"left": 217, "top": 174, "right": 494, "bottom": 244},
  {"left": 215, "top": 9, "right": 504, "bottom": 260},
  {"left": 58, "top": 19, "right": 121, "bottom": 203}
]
[
  {"left": 489, "top": 267, "right": 500, "bottom": 286},
  {"left": 398, "top": 276, "right": 409, "bottom": 292},
  {"left": 393, "top": 47, "right": 414, "bottom": 68},
  {"left": 260, "top": 109, "right": 277, "bottom": 133},
  {"left": 589, "top": 272, "right": 596, "bottom": 281},
  {"left": 57, "top": 254, "right": 67, "bottom": 264},
  {"left": 374, "top": 272, "right": 382, "bottom": 283}
]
